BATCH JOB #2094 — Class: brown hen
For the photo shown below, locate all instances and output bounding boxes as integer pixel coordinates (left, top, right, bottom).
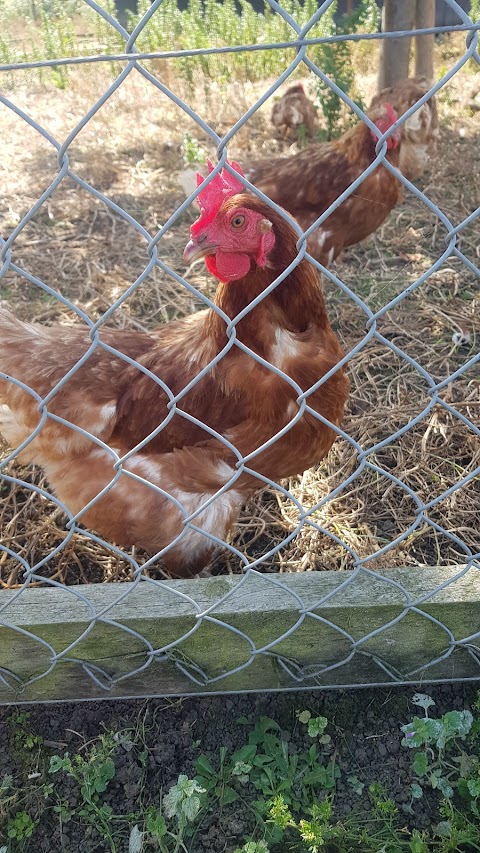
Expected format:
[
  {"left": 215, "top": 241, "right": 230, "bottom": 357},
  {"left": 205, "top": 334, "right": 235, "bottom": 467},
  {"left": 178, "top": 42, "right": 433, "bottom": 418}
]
[
  {"left": 271, "top": 83, "right": 316, "bottom": 139},
  {"left": 0, "top": 162, "right": 348, "bottom": 577},
  {"left": 245, "top": 104, "right": 402, "bottom": 266}
]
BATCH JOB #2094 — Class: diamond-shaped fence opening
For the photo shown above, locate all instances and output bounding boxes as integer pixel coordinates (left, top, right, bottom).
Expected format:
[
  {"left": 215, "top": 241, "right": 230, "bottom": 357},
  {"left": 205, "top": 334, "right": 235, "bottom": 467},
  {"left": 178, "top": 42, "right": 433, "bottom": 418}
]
[{"left": 0, "top": 0, "right": 479, "bottom": 701}]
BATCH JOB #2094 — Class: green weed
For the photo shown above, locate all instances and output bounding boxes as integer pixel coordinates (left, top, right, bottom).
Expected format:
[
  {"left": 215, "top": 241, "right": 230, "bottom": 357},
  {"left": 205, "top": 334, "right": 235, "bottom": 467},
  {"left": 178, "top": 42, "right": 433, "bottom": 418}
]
[
  {"left": 10, "top": 711, "right": 43, "bottom": 753},
  {"left": 310, "top": 0, "right": 377, "bottom": 138},
  {"left": 401, "top": 692, "right": 475, "bottom": 809},
  {"left": 3, "top": 697, "right": 480, "bottom": 851},
  {"left": 6, "top": 810, "right": 35, "bottom": 845},
  {"left": 142, "top": 776, "right": 206, "bottom": 853},
  {"left": 182, "top": 131, "right": 208, "bottom": 167},
  {"left": 49, "top": 733, "right": 117, "bottom": 850}
]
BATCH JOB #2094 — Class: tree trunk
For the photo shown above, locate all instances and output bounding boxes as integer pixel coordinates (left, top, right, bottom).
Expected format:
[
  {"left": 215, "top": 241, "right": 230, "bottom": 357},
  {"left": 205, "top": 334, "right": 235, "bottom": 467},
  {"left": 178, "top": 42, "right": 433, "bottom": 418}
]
[
  {"left": 378, "top": 0, "right": 416, "bottom": 91},
  {"left": 415, "top": 0, "right": 435, "bottom": 80}
]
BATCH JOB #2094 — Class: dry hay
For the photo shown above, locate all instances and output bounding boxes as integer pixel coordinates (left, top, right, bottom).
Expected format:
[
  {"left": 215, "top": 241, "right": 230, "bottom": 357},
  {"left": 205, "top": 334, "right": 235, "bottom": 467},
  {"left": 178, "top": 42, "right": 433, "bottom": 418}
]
[{"left": 0, "top": 39, "right": 479, "bottom": 587}]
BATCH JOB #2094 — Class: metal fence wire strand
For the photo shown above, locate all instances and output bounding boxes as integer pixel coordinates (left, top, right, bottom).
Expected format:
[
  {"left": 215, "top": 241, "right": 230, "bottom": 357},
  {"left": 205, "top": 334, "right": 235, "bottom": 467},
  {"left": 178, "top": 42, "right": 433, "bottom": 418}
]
[{"left": 0, "top": 0, "right": 479, "bottom": 697}]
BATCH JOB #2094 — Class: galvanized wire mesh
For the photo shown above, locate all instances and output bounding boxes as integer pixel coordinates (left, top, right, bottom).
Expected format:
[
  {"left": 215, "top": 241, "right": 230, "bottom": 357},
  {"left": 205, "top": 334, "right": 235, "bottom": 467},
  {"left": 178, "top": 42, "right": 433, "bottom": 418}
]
[{"left": 0, "top": 0, "right": 479, "bottom": 699}]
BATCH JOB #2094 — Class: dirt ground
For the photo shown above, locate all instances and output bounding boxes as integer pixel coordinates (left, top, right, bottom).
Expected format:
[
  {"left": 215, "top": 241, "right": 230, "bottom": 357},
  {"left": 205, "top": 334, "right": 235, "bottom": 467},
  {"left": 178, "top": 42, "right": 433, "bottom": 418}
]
[
  {"left": 0, "top": 683, "right": 479, "bottom": 851},
  {"left": 0, "top": 35, "right": 479, "bottom": 586}
]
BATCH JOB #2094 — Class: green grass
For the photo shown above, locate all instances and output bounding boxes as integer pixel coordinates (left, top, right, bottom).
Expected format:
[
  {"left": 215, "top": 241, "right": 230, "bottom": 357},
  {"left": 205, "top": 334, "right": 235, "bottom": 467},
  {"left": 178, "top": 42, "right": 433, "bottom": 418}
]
[{"left": 0, "top": 0, "right": 377, "bottom": 106}]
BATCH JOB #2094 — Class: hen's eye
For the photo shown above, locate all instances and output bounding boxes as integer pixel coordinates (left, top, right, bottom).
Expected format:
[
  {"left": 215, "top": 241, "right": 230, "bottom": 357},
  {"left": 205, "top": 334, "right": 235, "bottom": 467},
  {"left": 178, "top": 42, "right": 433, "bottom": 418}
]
[{"left": 231, "top": 215, "right": 245, "bottom": 229}]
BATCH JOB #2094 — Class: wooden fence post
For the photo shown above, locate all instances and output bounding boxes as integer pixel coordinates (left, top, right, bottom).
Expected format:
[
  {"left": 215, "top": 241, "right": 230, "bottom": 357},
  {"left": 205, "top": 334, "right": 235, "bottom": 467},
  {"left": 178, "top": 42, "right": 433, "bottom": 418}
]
[
  {"left": 378, "top": 0, "right": 416, "bottom": 90},
  {"left": 415, "top": 0, "right": 435, "bottom": 80}
]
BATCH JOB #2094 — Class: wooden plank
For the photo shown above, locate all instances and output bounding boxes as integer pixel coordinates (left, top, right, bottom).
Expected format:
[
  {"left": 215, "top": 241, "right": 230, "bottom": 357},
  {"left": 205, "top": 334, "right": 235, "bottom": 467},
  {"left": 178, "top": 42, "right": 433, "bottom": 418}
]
[{"left": 0, "top": 566, "right": 479, "bottom": 703}]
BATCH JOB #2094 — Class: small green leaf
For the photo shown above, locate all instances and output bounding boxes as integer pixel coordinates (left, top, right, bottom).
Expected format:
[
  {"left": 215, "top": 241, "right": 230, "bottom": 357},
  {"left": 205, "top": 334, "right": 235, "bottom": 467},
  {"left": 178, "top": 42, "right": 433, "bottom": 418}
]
[
  {"left": 436, "top": 777, "right": 454, "bottom": 798},
  {"left": 409, "top": 829, "right": 429, "bottom": 853},
  {"left": 297, "top": 710, "right": 311, "bottom": 724},
  {"left": 128, "top": 825, "right": 144, "bottom": 853},
  {"left": 232, "top": 761, "right": 252, "bottom": 777},
  {"left": 467, "top": 778, "right": 480, "bottom": 798},
  {"left": 412, "top": 693, "right": 435, "bottom": 713},
  {"left": 411, "top": 782, "right": 423, "bottom": 799},
  {"left": 347, "top": 774, "right": 365, "bottom": 795},
  {"left": 93, "top": 758, "right": 115, "bottom": 792},
  {"left": 146, "top": 811, "right": 167, "bottom": 838},
  {"left": 221, "top": 784, "right": 239, "bottom": 805},
  {"left": 434, "top": 821, "right": 452, "bottom": 837},
  {"left": 307, "top": 716, "right": 328, "bottom": 738},
  {"left": 196, "top": 755, "right": 215, "bottom": 776},
  {"left": 182, "top": 795, "right": 201, "bottom": 822},
  {"left": 413, "top": 752, "right": 428, "bottom": 777},
  {"left": 49, "top": 754, "right": 71, "bottom": 774}
]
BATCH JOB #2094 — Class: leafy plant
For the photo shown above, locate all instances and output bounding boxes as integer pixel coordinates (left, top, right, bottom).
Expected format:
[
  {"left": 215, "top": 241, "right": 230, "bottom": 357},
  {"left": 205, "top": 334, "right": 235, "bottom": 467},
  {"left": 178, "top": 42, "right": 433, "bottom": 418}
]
[
  {"left": 163, "top": 774, "right": 205, "bottom": 824},
  {"left": 310, "top": 0, "right": 377, "bottom": 138},
  {"left": 195, "top": 745, "right": 253, "bottom": 807},
  {"left": 11, "top": 711, "right": 43, "bottom": 752},
  {"left": 182, "top": 131, "right": 208, "bottom": 167},
  {"left": 234, "top": 841, "right": 270, "bottom": 853},
  {"left": 401, "top": 693, "right": 474, "bottom": 810},
  {"left": 7, "top": 810, "right": 35, "bottom": 843},
  {"left": 297, "top": 710, "right": 331, "bottom": 742},
  {"left": 49, "top": 734, "right": 117, "bottom": 850},
  {"left": 144, "top": 776, "right": 206, "bottom": 853},
  {"left": 240, "top": 715, "right": 339, "bottom": 813}
]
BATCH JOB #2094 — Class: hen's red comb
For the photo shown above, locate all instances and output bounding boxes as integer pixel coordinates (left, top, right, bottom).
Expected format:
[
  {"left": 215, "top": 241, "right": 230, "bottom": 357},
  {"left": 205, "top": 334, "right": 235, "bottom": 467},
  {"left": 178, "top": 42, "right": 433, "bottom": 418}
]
[
  {"left": 191, "top": 159, "right": 245, "bottom": 235},
  {"left": 383, "top": 101, "right": 398, "bottom": 126}
]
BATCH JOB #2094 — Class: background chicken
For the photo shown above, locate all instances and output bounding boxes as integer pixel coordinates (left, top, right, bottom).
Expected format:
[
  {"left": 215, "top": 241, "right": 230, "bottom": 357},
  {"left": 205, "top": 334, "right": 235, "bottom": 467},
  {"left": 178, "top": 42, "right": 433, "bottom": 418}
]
[
  {"left": 0, "top": 162, "right": 348, "bottom": 578},
  {"left": 245, "top": 103, "right": 402, "bottom": 267},
  {"left": 271, "top": 83, "right": 316, "bottom": 140},
  {"left": 370, "top": 76, "right": 438, "bottom": 180}
]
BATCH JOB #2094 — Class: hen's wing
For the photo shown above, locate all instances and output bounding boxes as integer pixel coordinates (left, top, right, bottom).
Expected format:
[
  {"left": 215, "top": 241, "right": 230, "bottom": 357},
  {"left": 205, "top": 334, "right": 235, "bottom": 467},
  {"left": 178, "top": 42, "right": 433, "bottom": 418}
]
[
  {"left": 0, "top": 308, "right": 215, "bottom": 461},
  {"left": 245, "top": 141, "right": 360, "bottom": 218}
]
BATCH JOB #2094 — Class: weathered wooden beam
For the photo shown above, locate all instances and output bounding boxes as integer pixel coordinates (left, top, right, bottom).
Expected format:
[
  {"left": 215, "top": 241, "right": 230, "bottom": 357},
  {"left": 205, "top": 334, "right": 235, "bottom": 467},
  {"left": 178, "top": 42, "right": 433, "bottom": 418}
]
[{"left": 0, "top": 566, "right": 479, "bottom": 703}]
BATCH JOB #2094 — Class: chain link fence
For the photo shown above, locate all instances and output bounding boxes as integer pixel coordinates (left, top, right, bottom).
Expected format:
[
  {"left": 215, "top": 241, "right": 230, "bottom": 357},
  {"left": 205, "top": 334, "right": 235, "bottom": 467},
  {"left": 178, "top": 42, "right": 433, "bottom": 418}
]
[{"left": 0, "top": 0, "right": 479, "bottom": 700}]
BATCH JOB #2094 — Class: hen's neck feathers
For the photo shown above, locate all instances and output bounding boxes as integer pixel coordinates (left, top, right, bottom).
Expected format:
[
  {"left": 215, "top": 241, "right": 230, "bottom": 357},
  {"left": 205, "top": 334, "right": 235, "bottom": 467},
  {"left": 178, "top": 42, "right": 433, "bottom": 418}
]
[
  {"left": 207, "top": 197, "right": 328, "bottom": 350},
  {"left": 337, "top": 117, "right": 400, "bottom": 165}
]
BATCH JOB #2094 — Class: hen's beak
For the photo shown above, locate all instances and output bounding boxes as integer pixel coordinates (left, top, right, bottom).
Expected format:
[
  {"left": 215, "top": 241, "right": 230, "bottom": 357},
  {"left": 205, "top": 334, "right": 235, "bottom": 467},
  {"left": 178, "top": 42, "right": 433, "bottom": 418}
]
[{"left": 183, "top": 239, "right": 217, "bottom": 264}]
